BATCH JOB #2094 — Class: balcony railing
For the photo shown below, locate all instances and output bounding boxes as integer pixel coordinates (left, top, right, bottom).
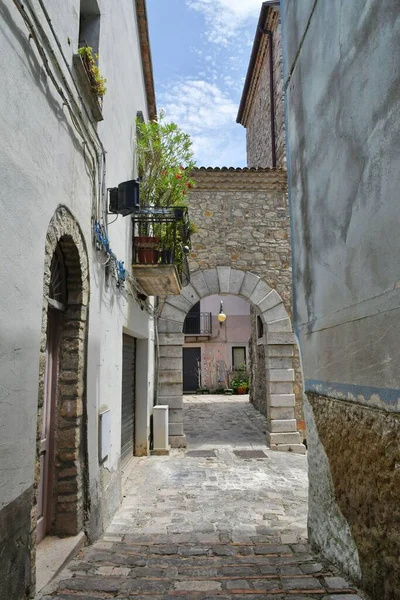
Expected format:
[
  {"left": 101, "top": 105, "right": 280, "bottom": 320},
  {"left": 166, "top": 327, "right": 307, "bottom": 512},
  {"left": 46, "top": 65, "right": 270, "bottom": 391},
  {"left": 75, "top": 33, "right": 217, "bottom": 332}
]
[
  {"left": 132, "top": 207, "right": 190, "bottom": 296},
  {"left": 183, "top": 312, "right": 212, "bottom": 335}
]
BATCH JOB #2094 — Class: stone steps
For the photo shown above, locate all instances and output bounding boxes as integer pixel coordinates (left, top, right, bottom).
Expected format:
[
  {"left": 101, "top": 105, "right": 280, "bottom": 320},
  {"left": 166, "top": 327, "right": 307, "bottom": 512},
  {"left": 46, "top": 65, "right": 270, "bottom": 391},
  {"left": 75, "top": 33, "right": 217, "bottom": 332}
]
[{"left": 41, "top": 541, "right": 364, "bottom": 600}]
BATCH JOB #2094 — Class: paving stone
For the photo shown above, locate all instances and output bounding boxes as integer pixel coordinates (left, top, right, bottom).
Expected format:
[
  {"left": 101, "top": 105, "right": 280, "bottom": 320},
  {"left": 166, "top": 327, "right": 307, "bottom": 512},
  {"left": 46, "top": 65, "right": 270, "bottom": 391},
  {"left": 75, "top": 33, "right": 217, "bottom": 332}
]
[
  {"left": 300, "top": 563, "right": 324, "bottom": 574},
  {"left": 282, "top": 576, "right": 324, "bottom": 590},
  {"left": 174, "top": 580, "right": 222, "bottom": 591},
  {"left": 38, "top": 395, "right": 366, "bottom": 600},
  {"left": 324, "top": 576, "right": 353, "bottom": 590},
  {"left": 226, "top": 579, "right": 251, "bottom": 590}
]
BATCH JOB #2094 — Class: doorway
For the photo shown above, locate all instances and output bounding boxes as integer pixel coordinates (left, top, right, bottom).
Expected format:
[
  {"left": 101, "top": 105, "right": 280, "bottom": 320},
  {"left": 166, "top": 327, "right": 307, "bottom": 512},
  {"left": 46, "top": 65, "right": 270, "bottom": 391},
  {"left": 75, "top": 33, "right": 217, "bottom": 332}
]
[
  {"left": 37, "top": 247, "right": 65, "bottom": 543},
  {"left": 121, "top": 333, "right": 136, "bottom": 464},
  {"left": 183, "top": 347, "right": 201, "bottom": 392}
]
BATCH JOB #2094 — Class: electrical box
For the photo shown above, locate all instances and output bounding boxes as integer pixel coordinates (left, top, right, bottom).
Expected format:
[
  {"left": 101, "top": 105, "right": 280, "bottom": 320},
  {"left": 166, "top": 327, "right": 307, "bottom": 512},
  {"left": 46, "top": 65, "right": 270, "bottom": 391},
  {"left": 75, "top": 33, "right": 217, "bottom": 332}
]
[
  {"left": 109, "top": 179, "right": 140, "bottom": 216},
  {"left": 99, "top": 408, "right": 111, "bottom": 462}
]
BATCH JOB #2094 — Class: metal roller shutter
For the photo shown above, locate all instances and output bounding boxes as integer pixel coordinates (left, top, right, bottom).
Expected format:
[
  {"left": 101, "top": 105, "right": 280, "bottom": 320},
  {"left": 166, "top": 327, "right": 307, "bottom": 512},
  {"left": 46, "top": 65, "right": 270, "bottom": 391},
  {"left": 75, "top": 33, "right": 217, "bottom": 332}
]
[{"left": 121, "top": 334, "right": 136, "bottom": 463}]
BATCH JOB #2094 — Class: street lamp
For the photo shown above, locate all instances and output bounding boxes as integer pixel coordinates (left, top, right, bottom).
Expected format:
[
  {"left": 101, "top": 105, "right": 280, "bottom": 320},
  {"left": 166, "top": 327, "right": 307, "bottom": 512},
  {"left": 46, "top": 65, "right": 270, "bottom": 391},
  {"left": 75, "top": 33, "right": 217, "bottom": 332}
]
[{"left": 217, "top": 300, "right": 227, "bottom": 324}]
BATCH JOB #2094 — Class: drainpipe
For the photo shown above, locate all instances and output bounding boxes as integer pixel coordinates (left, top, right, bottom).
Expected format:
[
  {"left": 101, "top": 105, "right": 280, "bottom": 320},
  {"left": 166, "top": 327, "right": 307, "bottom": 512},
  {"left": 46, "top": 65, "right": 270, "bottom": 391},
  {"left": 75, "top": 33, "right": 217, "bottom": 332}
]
[{"left": 259, "top": 27, "right": 277, "bottom": 168}]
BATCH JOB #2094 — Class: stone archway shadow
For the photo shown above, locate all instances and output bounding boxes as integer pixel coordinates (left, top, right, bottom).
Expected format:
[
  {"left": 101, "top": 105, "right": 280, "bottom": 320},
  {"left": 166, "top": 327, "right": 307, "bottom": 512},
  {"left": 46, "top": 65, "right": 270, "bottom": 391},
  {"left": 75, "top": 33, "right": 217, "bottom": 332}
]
[{"left": 157, "top": 267, "right": 305, "bottom": 454}]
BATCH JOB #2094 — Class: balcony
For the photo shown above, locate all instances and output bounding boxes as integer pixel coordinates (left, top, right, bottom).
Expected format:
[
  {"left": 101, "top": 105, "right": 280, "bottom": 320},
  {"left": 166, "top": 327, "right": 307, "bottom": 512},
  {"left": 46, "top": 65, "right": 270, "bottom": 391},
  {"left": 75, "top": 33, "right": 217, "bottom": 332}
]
[
  {"left": 132, "top": 207, "right": 190, "bottom": 297},
  {"left": 183, "top": 312, "right": 212, "bottom": 341}
]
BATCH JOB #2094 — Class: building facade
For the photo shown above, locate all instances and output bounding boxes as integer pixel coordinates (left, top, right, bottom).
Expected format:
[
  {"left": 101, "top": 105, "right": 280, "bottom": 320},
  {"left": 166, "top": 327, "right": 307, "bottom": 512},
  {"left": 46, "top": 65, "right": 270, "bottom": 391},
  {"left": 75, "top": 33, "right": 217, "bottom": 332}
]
[
  {"left": 157, "top": 168, "right": 305, "bottom": 454},
  {"left": 183, "top": 294, "right": 251, "bottom": 392},
  {"left": 237, "top": 1, "right": 303, "bottom": 429},
  {"left": 0, "top": 1, "right": 156, "bottom": 597},
  {"left": 282, "top": 1, "right": 400, "bottom": 598}
]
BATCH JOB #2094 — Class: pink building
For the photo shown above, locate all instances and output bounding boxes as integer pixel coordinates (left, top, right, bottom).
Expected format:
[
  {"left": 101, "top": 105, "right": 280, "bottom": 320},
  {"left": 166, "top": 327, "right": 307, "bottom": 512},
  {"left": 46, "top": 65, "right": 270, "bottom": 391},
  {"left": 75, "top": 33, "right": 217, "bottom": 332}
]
[{"left": 183, "top": 294, "right": 251, "bottom": 391}]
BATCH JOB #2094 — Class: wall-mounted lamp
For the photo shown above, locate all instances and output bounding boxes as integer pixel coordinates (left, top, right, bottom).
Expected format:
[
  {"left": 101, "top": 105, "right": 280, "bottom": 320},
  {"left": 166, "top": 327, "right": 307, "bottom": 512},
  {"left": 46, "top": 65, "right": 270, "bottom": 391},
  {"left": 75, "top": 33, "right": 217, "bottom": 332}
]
[{"left": 217, "top": 300, "right": 227, "bottom": 325}]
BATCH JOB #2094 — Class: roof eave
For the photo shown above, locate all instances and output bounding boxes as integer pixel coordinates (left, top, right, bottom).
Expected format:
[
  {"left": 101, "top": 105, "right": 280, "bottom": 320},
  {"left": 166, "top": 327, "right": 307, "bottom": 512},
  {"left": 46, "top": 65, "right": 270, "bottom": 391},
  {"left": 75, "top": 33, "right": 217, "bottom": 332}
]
[
  {"left": 136, "top": 0, "right": 157, "bottom": 121},
  {"left": 236, "top": 1, "right": 280, "bottom": 126}
]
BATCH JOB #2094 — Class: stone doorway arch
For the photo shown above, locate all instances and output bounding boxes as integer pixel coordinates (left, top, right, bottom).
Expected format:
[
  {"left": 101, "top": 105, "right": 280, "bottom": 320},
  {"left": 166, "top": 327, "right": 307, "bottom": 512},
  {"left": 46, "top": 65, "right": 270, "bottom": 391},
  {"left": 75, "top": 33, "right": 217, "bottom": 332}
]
[
  {"left": 33, "top": 207, "right": 89, "bottom": 557},
  {"left": 157, "top": 267, "right": 304, "bottom": 453}
]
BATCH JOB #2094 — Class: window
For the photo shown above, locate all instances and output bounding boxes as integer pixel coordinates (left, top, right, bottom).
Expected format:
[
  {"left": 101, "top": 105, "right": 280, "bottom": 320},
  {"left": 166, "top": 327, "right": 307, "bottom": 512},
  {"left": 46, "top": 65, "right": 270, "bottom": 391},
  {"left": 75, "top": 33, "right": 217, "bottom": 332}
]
[
  {"left": 257, "top": 315, "right": 264, "bottom": 338},
  {"left": 79, "top": 0, "right": 100, "bottom": 55},
  {"left": 232, "top": 347, "right": 246, "bottom": 370}
]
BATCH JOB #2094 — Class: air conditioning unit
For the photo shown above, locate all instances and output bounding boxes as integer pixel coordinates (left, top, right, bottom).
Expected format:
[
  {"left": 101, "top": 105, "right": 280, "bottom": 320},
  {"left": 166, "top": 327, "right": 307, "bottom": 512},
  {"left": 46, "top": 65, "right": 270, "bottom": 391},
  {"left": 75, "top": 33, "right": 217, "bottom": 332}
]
[{"left": 109, "top": 179, "right": 140, "bottom": 216}]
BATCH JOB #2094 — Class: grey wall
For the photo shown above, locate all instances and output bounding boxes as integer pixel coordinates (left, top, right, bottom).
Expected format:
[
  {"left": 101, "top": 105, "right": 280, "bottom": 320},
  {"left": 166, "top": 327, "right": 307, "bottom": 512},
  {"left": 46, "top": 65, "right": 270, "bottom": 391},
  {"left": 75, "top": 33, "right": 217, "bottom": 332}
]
[
  {"left": 282, "top": 1, "right": 400, "bottom": 597},
  {"left": 283, "top": 0, "right": 400, "bottom": 408}
]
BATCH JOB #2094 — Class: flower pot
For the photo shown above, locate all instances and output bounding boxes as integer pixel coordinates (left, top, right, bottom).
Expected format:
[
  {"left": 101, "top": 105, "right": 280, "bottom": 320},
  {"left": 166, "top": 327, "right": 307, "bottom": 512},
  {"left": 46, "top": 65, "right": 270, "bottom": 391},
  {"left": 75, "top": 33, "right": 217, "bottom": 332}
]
[
  {"left": 173, "top": 206, "right": 186, "bottom": 220},
  {"left": 160, "top": 249, "right": 174, "bottom": 264},
  {"left": 134, "top": 236, "right": 159, "bottom": 264},
  {"left": 237, "top": 386, "right": 247, "bottom": 395}
]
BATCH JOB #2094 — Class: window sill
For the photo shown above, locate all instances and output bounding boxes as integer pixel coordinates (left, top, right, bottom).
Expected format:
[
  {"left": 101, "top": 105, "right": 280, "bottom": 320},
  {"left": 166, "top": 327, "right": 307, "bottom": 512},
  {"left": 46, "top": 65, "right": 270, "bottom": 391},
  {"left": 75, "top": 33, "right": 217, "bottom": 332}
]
[{"left": 73, "top": 54, "right": 104, "bottom": 122}]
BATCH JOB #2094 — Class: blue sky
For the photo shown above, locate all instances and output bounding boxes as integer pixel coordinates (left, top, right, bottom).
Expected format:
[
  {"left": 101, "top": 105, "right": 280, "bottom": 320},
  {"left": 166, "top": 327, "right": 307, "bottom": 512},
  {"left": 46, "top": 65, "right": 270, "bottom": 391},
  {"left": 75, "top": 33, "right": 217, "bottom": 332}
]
[{"left": 146, "top": 0, "right": 263, "bottom": 167}]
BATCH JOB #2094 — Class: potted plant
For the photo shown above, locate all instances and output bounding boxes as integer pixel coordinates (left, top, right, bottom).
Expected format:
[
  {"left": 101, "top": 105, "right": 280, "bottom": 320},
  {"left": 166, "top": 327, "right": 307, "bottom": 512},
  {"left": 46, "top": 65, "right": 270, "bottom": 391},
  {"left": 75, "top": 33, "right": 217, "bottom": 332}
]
[
  {"left": 135, "top": 111, "right": 196, "bottom": 209},
  {"left": 134, "top": 112, "right": 197, "bottom": 269},
  {"left": 231, "top": 366, "right": 250, "bottom": 395},
  {"left": 77, "top": 46, "right": 107, "bottom": 99}
]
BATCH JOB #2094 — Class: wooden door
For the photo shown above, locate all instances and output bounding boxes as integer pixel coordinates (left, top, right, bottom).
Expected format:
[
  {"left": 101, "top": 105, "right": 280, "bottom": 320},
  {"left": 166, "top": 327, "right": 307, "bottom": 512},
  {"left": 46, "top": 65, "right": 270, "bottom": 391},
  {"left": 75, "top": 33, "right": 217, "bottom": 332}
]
[{"left": 37, "top": 309, "right": 61, "bottom": 543}]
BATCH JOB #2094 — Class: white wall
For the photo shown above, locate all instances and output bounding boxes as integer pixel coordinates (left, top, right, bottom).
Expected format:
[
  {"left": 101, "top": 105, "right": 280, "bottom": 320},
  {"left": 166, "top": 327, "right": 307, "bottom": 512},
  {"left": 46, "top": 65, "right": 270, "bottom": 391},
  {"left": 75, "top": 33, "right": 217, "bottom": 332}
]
[{"left": 0, "top": 0, "right": 154, "bottom": 534}]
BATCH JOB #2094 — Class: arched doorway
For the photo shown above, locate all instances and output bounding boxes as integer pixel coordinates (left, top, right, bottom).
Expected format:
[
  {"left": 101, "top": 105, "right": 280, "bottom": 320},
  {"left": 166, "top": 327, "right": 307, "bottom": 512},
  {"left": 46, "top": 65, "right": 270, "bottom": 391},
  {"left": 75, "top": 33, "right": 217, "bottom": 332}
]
[
  {"left": 157, "top": 267, "right": 304, "bottom": 453},
  {"left": 35, "top": 207, "right": 89, "bottom": 545}
]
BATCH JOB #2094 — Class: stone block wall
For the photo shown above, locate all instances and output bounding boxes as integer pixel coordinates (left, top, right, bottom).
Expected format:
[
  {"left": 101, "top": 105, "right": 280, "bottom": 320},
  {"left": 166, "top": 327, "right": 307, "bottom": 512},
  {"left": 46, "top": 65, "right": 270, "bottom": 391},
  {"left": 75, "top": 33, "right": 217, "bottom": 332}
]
[
  {"left": 306, "top": 393, "right": 400, "bottom": 599},
  {"left": 242, "top": 9, "right": 286, "bottom": 169},
  {"left": 158, "top": 169, "right": 305, "bottom": 453},
  {"left": 187, "top": 168, "right": 303, "bottom": 423},
  {"left": 188, "top": 169, "right": 292, "bottom": 309}
]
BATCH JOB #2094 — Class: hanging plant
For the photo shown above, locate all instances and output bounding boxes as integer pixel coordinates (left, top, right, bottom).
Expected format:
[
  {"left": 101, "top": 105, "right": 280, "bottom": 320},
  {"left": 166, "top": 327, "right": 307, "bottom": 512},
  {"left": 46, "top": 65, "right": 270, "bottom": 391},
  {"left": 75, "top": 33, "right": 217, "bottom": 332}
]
[{"left": 78, "top": 46, "right": 107, "bottom": 98}]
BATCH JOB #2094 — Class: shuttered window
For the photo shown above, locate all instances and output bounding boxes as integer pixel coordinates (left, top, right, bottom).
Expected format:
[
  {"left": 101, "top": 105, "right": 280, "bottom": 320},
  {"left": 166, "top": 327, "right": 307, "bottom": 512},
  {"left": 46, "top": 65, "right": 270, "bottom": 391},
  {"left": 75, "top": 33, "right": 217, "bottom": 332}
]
[
  {"left": 121, "top": 334, "right": 136, "bottom": 463},
  {"left": 232, "top": 346, "right": 246, "bottom": 370}
]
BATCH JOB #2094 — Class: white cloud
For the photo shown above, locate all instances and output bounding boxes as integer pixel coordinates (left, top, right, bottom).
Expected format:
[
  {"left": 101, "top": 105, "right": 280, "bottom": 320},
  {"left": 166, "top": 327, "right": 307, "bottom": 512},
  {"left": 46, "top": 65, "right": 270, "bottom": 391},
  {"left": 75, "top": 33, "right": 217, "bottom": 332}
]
[
  {"left": 159, "top": 78, "right": 246, "bottom": 167},
  {"left": 186, "top": 0, "right": 261, "bottom": 46}
]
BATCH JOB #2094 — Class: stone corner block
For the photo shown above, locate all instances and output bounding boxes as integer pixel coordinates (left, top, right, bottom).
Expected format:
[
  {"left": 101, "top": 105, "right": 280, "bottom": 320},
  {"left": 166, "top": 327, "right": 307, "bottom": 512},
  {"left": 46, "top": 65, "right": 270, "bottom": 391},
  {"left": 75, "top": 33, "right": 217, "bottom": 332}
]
[
  {"left": 266, "top": 431, "right": 302, "bottom": 445},
  {"left": 269, "top": 368, "right": 295, "bottom": 382},
  {"left": 169, "top": 422, "right": 184, "bottom": 436},
  {"left": 257, "top": 289, "right": 281, "bottom": 313},
  {"left": 249, "top": 280, "right": 272, "bottom": 306},
  {"left": 180, "top": 283, "right": 201, "bottom": 305},
  {"left": 262, "top": 303, "right": 288, "bottom": 324},
  {"left": 229, "top": 269, "right": 246, "bottom": 295},
  {"left": 157, "top": 396, "right": 183, "bottom": 409},
  {"left": 270, "top": 394, "right": 296, "bottom": 407},
  {"left": 267, "top": 333, "right": 296, "bottom": 345},
  {"left": 169, "top": 434, "right": 187, "bottom": 448},
  {"left": 239, "top": 271, "right": 260, "bottom": 299},
  {"left": 270, "top": 443, "right": 307, "bottom": 455},
  {"left": 267, "top": 318, "right": 292, "bottom": 333},
  {"left": 269, "top": 419, "right": 298, "bottom": 433},
  {"left": 158, "top": 333, "right": 185, "bottom": 346},
  {"left": 217, "top": 266, "right": 231, "bottom": 294},
  {"left": 190, "top": 271, "right": 209, "bottom": 297},
  {"left": 203, "top": 269, "right": 220, "bottom": 295}
]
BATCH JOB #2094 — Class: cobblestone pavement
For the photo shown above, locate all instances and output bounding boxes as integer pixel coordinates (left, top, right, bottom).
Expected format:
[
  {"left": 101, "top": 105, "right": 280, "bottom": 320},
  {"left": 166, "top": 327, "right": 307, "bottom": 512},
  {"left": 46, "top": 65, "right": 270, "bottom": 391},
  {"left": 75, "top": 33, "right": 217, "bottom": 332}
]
[{"left": 40, "top": 395, "right": 365, "bottom": 600}]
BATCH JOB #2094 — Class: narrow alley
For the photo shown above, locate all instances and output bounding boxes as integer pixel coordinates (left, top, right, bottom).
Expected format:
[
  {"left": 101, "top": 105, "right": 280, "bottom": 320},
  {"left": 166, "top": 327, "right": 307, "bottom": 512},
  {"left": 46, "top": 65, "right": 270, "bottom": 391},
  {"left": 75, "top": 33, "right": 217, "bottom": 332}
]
[{"left": 40, "top": 395, "right": 364, "bottom": 600}]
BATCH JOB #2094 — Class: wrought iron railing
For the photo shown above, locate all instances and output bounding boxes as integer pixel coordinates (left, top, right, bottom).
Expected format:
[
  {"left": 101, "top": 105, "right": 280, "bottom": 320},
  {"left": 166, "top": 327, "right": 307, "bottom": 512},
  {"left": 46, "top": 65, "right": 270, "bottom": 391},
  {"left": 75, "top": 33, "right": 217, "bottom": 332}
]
[
  {"left": 132, "top": 206, "right": 190, "bottom": 287},
  {"left": 183, "top": 312, "right": 212, "bottom": 335}
]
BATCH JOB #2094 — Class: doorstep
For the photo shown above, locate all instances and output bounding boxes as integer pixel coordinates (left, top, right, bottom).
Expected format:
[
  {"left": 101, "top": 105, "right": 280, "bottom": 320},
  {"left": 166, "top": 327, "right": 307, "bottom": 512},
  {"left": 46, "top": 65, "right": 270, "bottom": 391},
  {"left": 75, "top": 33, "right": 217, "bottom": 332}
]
[{"left": 35, "top": 531, "right": 85, "bottom": 594}]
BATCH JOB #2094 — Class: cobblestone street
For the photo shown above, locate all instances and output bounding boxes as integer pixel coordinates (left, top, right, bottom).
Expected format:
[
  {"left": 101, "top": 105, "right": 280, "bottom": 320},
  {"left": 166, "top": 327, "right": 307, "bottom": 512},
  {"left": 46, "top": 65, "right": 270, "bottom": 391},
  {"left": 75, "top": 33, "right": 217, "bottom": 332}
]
[{"left": 40, "top": 395, "right": 364, "bottom": 599}]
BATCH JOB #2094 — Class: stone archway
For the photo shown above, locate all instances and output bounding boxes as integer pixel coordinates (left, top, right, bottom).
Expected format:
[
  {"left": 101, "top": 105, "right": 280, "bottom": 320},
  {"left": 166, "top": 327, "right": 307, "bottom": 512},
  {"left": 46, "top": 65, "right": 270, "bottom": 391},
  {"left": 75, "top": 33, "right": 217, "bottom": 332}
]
[
  {"left": 33, "top": 206, "right": 89, "bottom": 551},
  {"left": 157, "top": 267, "right": 304, "bottom": 453}
]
